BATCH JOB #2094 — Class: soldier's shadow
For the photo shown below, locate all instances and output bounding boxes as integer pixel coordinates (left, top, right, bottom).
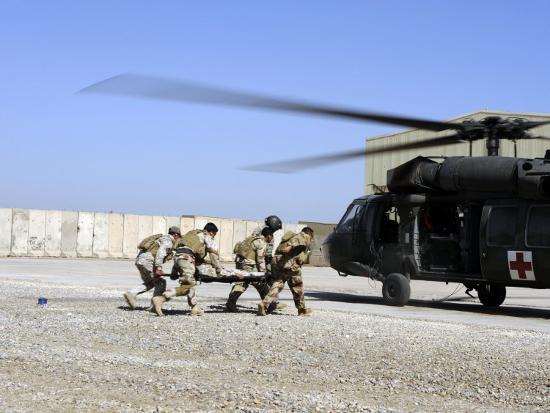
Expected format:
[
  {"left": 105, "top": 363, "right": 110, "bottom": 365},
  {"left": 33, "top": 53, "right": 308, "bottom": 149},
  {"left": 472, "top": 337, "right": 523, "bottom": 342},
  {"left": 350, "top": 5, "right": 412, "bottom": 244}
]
[
  {"left": 117, "top": 305, "right": 191, "bottom": 315},
  {"left": 205, "top": 304, "right": 258, "bottom": 314},
  {"left": 117, "top": 304, "right": 293, "bottom": 316},
  {"left": 118, "top": 305, "right": 151, "bottom": 312}
]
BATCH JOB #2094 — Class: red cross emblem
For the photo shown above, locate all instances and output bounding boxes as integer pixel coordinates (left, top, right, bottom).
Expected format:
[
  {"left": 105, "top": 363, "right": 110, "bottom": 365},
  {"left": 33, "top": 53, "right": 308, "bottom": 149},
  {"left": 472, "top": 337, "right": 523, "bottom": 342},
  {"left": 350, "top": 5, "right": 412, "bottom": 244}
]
[{"left": 507, "top": 251, "right": 535, "bottom": 281}]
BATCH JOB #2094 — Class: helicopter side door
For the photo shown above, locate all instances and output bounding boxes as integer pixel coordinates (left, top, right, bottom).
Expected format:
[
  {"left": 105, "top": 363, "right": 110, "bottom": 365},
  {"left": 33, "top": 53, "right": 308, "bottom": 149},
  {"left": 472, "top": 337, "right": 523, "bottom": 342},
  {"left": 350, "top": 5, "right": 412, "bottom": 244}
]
[
  {"left": 479, "top": 200, "right": 529, "bottom": 285},
  {"left": 522, "top": 204, "right": 550, "bottom": 288}
]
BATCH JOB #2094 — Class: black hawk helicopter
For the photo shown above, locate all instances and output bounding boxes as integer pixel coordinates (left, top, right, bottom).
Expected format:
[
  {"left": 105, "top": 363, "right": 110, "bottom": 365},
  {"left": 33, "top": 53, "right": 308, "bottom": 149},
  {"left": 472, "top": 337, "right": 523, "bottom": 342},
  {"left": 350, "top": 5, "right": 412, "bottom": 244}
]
[{"left": 81, "top": 74, "right": 550, "bottom": 307}]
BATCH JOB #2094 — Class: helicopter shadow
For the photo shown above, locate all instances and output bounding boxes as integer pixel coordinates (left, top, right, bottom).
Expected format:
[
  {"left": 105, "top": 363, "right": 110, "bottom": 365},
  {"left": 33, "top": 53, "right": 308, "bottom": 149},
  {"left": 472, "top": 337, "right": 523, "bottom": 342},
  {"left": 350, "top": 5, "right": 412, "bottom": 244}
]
[{"left": 304, "top": 291, "right": 550, "bottom": 320}]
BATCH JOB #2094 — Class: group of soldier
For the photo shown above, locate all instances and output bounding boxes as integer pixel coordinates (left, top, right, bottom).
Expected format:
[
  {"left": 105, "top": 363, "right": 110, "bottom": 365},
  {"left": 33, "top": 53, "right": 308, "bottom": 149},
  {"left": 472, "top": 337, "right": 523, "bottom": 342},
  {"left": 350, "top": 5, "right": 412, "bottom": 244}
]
[{"left": 123, "top": 215, "right": 315, "bottom": 317}]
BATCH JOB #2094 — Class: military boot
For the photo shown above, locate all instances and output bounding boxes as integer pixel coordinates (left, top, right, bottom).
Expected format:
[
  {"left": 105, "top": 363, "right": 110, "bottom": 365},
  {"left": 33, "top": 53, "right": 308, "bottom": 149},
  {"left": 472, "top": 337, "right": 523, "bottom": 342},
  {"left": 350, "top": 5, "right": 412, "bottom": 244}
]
[
  {"left": 266, "top": 302, "right": 277, "bottom": 314},
  {"left": 190, "top": 305, "right": 203, "bottom": 316},
  {"left": 298, "top": 308, "right": 313, "bottom": 316},
  {"left": 123, "top": 292, "right": 137, "bottom": 310},
  {"left": 225, "top": 301, "right": 238, "bottom": 312},
  {"left": 225, "top": 292, "right": 240, "bottom": 312},
  {"left": 257, "top": 303, "right": 267, "bottom": 316},
  {"left": 152, "top": 296, "right": 166, "bottom": 317}
]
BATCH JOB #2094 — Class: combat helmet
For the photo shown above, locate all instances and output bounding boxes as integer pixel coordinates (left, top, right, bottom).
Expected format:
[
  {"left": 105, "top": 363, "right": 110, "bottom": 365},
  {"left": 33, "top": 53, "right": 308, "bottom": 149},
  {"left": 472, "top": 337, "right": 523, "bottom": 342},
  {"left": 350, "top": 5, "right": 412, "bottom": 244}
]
[{"left": 265, "top": 215, "right": 282, "bottom": 231}]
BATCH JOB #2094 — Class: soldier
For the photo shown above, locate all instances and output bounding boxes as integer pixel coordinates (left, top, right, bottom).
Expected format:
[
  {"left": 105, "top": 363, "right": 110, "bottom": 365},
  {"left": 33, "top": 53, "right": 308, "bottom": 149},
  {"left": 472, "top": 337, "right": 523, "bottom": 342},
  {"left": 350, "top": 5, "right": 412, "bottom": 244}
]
[
  {"left": 123, "top": 226, "right": 181, "bottom": 310},
  {"left": 253, "top": 215, "right": 283, "bottom": 270},
  {"left": 257, "top": 227, "right": 314, "bottom": 316},
  {"left": 225, "top": 227, "right": 274, "bottom": 312},
  {"left": 152, "top": 222, "right": 220, "bottom": 316}
]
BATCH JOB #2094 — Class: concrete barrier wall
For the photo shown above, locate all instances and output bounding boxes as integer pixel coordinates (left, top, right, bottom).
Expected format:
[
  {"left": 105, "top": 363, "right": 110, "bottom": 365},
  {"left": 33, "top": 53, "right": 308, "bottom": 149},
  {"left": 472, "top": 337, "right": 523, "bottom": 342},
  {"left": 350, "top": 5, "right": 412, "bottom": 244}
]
[
  {"left": 45, "top": 210, "right": 62, "bottom": 257},
  {"left": 122, "top": 214, "right": 139, "bottom": 259},
  {"left": 28, "top": 209, "right": 46, "bottom": 257},
  {"left": 77, "top": 212, "right": 95, "bottom": 258},
  {"left": 299, "top": 221, "right": 335, "bottom": 266},
  {"left": 108, "top": 213, "right": 124, "bottom": 258},
  {"left": 0, "top": 207, "right": 333, "bottom": 265},
  {"left": 153, "top": 216, "right": 167, "bottom": 235},
  {"left": 11, "top": 209, "right": 29, "bottom": 256},
  {"left": 61, "top": 211, "right": 78, "bottom": 258},
  {"left": 93, "top": 213, "right": 109, "bottom": 258},
  {"left": 0, "top": 208, "right": 13, "bottom": 256},
  {"left": 218, "top": 219, "right": 234, "bottom": 261}
]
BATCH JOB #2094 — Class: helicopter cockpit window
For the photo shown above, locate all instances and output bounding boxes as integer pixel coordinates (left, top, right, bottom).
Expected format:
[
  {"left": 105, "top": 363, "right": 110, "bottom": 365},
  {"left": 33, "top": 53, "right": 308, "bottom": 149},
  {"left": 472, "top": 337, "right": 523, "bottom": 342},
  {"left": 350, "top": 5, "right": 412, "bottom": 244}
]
[
  {"left": 487, "top": 206, "right": 518, "bottom": 246},
  {"left": 526, "top": 206, "right": 550, "bottom": 247},
  {"left": 336, "top": 204, "right": 363, "bottom": 233}
]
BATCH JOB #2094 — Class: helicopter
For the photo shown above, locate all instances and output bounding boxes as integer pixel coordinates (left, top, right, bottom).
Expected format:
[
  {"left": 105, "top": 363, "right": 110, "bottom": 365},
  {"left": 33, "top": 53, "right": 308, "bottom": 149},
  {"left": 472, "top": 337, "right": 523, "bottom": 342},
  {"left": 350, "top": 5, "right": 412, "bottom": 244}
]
[{"left": 81, "top": 74, "right": 550, "bottom": 307}]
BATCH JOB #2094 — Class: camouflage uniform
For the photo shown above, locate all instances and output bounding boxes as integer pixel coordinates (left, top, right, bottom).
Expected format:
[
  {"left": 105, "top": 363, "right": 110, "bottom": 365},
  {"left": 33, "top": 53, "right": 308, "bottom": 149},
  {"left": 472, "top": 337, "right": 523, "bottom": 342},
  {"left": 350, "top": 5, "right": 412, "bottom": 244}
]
[
  {"left": 124, "top": 234, "right": 175, "bottom": 309},
  {"left": 259, "top": 232, "right": 312, "bottom": 315},
  {"left": 226, "top": 234, "right": 270, "bottom": 310},
  {"left": 252, "top": 225, "right": 275, "bottom": 269},
  {"left": 153, "top": 229, "right": 216, "bottom": 316}
]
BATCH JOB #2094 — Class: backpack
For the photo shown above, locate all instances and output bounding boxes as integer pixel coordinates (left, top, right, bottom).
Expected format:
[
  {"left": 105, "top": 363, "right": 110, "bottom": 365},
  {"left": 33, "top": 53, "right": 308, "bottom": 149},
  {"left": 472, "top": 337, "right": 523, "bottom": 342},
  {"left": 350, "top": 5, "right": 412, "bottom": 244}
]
[
  {"left": 138, "top": 233, "right": 163, "bottom": 251},
  {"left": 281, "top": 231, "right": 296, "bottom": 243},
  {"left": 233, "top": 241, "right": 243, "bottom": 255}
]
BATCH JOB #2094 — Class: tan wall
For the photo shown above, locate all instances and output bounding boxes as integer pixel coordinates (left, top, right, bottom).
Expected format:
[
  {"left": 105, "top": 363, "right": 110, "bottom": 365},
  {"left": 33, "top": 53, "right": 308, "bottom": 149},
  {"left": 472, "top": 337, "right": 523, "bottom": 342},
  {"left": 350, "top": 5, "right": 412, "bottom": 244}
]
[
  {"left": 299, "top": 221, "right": 334, "bottom": 266},
  {"left": 0, "top": 208, "right": 335, "bottom": 265},
  {"left": 365, "top": 111, "right": 550, "bottom": 193}
]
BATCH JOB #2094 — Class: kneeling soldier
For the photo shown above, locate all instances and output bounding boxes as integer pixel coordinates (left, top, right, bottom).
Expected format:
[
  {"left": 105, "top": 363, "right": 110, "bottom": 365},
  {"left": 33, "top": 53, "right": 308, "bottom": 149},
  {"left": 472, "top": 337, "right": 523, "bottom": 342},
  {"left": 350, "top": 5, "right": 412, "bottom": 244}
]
[
  {"left": 123, "top": 226, "right": 181, "bottom": 309},
  {"left": 152, "top": 222, "right": 220, "bottom": 316},
  {"left": 225, "top": 227, "right": 274, "bottom": 312},
  {"left": 257, "top": 227, "right": 314, "bottom": 316}
]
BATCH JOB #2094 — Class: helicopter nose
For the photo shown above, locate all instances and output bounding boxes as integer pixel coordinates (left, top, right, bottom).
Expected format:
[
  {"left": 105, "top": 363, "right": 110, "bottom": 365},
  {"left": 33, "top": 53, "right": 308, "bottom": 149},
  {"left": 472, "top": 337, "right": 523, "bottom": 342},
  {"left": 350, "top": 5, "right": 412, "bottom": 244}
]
[{"left": 321, "top": 233, "right": 334, "bottom": 266}]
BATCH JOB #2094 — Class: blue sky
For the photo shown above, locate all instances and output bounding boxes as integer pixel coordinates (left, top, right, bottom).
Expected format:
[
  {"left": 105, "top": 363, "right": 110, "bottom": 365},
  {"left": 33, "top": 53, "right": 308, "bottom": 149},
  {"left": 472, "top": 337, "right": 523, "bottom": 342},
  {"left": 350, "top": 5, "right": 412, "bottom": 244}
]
[{"left": 2, "top": 1, "right": 550, "bottom": 223}]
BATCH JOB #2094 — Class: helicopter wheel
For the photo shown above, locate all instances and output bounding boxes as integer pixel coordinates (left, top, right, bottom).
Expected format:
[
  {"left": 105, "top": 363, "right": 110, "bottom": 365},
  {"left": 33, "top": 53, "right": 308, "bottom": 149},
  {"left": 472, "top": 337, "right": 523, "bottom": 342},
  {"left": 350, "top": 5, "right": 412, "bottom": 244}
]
[
  {"left": 477, "top": 284, "right": 506, "bottom": 307},
  {"left": 382, "top": 273, "right": 411, "bottom": 306}
]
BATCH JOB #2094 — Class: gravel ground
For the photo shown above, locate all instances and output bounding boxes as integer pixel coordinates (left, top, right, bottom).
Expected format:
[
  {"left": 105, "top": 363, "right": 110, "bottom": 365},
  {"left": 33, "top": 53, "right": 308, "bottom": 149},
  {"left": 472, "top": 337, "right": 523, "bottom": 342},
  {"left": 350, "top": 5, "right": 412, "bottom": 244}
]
[{"left": 0, "top": 277, "right": 548, "bottom": 413}]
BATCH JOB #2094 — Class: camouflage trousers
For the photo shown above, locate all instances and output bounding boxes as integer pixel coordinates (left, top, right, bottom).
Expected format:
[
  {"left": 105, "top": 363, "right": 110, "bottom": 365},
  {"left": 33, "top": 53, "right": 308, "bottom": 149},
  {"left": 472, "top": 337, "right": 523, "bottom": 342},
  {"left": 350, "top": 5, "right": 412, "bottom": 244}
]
[
  {"left": 169, "top": 253, "right": 198, "bottom": 308},
  {"left": 261, "top": 269, "right": 305, "bottom": 311},
  {"left": 132, "top": 251, "right": 166, "bottom": 297},
  {"left": 227, "top": 263, "right": 270, "bottom": 305}
]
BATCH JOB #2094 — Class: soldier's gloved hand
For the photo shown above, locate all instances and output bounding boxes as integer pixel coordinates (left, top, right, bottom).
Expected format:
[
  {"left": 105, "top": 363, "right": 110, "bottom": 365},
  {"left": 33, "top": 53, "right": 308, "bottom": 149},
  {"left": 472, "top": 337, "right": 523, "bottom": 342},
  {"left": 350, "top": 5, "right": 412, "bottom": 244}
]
[{"left": 154, "top": 267, "right": 164, "bottom": 277}]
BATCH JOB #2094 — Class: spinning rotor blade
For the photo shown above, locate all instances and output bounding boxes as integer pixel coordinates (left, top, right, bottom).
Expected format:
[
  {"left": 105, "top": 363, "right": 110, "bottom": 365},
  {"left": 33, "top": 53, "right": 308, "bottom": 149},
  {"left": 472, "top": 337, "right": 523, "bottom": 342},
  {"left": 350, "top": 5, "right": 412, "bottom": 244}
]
[
  {"left": 532, "top": 136, "right": 550, "bottom": 141},
  {"left": 244, "top": 133, "right": 464, "bottom": 173},
  {"left": 80, "top": 74, "right": 467, "bottom": 132},
  {"left": 514, "top": 120, "right": 550, "bottom": 130}
]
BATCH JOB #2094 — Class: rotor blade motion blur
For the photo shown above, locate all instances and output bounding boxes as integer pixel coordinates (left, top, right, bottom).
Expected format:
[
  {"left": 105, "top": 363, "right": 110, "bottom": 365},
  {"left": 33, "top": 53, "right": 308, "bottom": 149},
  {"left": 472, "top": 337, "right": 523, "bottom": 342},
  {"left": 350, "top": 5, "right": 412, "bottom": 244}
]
[
  {"left": 244, "top": 133, "right": 465, "bottom": 173},
  {"left": 80, "top": 74, "right": 467, "bottom": 132}
]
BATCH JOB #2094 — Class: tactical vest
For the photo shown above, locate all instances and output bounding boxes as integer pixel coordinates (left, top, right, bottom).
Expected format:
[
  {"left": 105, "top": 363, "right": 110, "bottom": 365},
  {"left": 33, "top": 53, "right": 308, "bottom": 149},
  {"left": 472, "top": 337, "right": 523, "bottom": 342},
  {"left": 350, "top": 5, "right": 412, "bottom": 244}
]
[
  {"left": 138, "top": 233, "right": 163, "bottom": 256},
  {"left": 178, "top": 229, "right": 207, "bottom": 259},
  {"left": 236, "top": 235, "right": 263, "bottom": 261}
]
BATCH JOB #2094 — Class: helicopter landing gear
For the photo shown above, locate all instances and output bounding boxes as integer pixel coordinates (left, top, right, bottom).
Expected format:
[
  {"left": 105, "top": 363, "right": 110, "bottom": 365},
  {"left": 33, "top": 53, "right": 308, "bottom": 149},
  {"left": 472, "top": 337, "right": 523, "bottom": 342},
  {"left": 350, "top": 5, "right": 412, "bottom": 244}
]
[
  {"left": 382, "top": 273, "right": 411, "bottom": 306},
  {"left": 476, "top": 284, "right": 506, "bottom": 307}
]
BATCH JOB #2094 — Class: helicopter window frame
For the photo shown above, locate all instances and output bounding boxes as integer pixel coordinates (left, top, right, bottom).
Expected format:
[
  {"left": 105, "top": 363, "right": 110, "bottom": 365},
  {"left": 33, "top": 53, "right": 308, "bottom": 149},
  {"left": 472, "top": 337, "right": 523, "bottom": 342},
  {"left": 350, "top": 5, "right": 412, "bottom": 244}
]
[
  {"left": 486, "top": 205, "right": 519, "bottom": 247},
  {"left": 525, "top": 205, "right": 550, "bottom": 248},
  {"left": 335, "top": 203, "right": 364, "bottom": 234}
]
